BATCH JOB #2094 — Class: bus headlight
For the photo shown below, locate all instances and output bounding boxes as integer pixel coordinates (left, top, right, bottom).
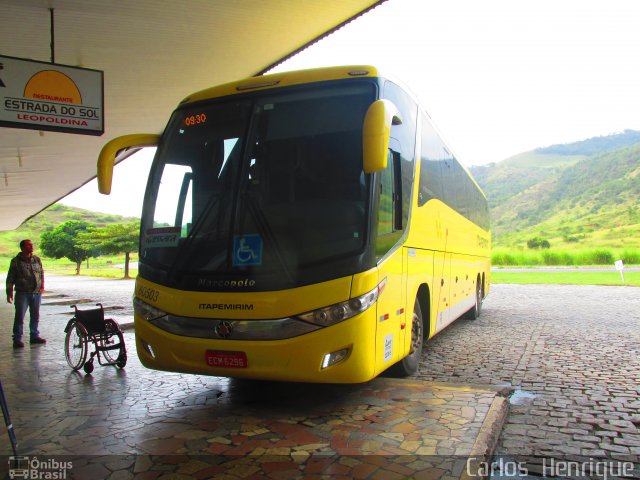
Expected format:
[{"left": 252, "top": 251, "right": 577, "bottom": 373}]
[
  {"left": 133, "top": 296, "right": 167, "bottom": 321},
  {"left": 298, "top": 279, "right": 386, "bottom": 327}
]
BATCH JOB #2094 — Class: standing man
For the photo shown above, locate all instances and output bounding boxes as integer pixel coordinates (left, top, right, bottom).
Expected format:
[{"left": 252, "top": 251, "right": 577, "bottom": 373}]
[{"left": 6, "top": 239, "right": 47, "bottom": 348}]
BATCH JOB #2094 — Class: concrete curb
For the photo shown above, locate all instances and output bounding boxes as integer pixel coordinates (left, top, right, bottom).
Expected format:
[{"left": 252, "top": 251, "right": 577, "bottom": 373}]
[{"left": 461, "top": 394, "right": 511, "bottom": 480}]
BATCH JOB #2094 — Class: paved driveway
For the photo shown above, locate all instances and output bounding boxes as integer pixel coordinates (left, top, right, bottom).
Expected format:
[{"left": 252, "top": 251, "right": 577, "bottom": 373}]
[
  {"left": 0, "top": 274, "right": 507, "bottom": 479},
  {"left": 36, "top": 274, "right": 136, "bottom": 324},
  {"left": 416, "top": 283, "right": 640, "bottom": 471},
  {"left": 2, "top": 275, "right": 638, "bottom": 477}
]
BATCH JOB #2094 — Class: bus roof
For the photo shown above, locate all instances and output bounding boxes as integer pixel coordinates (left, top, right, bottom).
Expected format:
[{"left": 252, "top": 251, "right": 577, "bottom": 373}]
[
  {"left": 180, "top": 65, "right": 382, "bottom": 105},
  {"left": 178, "top": 64, "right": 485, "bottom": 199}
]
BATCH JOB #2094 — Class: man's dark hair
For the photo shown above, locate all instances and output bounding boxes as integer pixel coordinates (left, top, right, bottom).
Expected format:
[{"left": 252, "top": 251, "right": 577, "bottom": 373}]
[{"left": 19, "top": 239, "right": 31, "bottom": 249}]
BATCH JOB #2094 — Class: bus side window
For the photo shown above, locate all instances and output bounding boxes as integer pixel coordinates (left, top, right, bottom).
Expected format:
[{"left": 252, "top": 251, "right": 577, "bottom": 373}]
[
  {"left": 379, "top": 148, "right": 403, "bottom": 232},
  {"left": 376, "top": 149, "right": 403, "bottom": 259},
  {"left": 383, "top": 81, "right": 417, "bottom": 230},
  {"left": 418, "top": 113, "right": 444, "bottom": 206},
  {"left": 391, "top": 150, "right": 403, "bottom": 231},
  {"left": 378, "top": 150, "right": 395, "bottom": 235}
]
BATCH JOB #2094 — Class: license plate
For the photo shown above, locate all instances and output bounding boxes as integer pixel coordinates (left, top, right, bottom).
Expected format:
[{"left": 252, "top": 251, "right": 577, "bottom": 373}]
[{"left": 205, "top": 350, "right": 248, "bottom": 368}]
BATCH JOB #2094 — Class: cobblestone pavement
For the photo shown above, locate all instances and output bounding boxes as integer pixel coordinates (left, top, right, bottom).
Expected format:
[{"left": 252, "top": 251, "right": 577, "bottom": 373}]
[
  {"left": 2, "top": 277, "right": 638, "bottom": 478},
  {"left": 416, "top": 284, "right": 640, "bottom": 473},
  {"left": 0, "top": 275, "right": 508, "bottom": 479}
]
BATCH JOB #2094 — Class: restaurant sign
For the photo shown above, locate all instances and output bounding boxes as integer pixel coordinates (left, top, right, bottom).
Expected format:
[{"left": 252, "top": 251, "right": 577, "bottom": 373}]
[{"left": 0, "top": 54, "right": 104, "bottom": 135}]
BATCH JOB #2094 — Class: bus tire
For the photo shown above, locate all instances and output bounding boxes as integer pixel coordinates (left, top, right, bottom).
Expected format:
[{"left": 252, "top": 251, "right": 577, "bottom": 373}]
[{"left": 388, "top": 299, "right": 424, "bottom": 377}]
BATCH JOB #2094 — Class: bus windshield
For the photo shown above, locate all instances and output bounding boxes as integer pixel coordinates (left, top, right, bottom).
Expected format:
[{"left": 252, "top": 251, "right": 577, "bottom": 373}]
[{"left": 140, "top": 82, "right": 375, "bottom": 289}]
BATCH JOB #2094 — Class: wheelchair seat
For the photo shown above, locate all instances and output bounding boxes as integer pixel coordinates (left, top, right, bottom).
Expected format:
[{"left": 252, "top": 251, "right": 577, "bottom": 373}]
[{"left": 73, "top": 305, "right": 107, "bottom": 334}]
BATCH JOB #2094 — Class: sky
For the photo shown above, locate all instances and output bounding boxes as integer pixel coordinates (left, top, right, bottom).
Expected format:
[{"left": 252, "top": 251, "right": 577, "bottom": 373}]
[{"left": 61, "top": 0, "right": 640, "bottom": 217}]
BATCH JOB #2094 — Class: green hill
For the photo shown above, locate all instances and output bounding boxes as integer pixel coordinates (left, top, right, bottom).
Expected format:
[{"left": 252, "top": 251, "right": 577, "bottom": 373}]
[
  {"left": 535, "top": 129, "right": 640, "bottom": 156},
  {"left": 0, "top": 204, "right": 138, "bottom": 258},
  {"left": 470, "top": 131, "right": 640, "bottom": 249},
  {"left": 471, "top": 152, "right": 585, "bottom": 208}
]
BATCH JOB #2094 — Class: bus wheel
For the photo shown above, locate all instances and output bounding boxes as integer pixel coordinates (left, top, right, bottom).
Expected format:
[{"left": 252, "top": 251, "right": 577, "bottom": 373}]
[
  {"left": 389, "top": 299, "right": 424, "bottom": 377},
  {"left": 465, "top": 278, "right": 482, "bottom": 320}
]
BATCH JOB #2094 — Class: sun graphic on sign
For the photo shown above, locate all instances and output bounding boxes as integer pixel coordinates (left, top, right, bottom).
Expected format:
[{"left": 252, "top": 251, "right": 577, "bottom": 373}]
[{"left": 23, "top": 70, "right": 82, "bottom": 103}]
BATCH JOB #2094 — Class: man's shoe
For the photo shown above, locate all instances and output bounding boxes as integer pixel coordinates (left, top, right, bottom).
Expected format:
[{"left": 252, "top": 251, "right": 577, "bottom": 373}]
[
  {"left": 13, "top": 340, "right": 24, "bottom": 348},
  {"left": 30, "top": 337, "right": 46, "bottom": 345}
]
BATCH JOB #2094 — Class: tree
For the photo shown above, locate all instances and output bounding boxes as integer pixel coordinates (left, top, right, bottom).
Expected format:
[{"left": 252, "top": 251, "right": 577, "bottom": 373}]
[
  {"left": 79, "top": 223, "right": 140, "bottom": 278},
  {"left": 40, "top": 220, "right": 95, "bottom": 274},
  {"left": 526, "top": 237, "right": 551, "bottom": 249}
]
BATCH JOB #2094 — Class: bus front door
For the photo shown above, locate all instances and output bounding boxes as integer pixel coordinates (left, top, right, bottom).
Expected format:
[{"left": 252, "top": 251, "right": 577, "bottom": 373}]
[{"left": 375, "top": 250, "right": 407, "bottom": 375}]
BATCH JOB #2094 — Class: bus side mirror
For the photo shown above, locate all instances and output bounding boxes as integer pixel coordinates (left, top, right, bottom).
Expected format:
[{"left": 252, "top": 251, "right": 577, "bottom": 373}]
[
  {"left": 97, "top": 134, "right": 160, "bottom": 194},
  {"left": 362, "top": 100, "right": 402, "bottom": 173}
]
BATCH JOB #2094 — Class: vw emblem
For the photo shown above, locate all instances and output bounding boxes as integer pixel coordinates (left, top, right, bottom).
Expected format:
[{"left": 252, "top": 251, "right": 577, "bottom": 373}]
[{"left": 215, "top": 321, "right": 233, "bottom": 339}]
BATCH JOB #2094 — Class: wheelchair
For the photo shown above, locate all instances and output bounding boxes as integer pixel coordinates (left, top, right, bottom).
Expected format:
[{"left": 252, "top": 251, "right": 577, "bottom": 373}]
[{"left": 64, "top": 303, "right": 127, "bottom": 374}]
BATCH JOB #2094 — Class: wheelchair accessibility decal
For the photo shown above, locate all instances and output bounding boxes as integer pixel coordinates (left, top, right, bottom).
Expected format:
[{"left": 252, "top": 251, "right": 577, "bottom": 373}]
[{"left": 233, "top": 234, "right": 263, "bottom": 266}]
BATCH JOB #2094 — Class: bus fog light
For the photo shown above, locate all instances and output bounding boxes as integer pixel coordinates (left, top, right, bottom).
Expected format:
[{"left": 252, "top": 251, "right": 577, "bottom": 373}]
[
  {"left": 141, "top": 339, "right": 156, "bottom": 359},
  {"left": 321, "top": 348, "right": 349, "bottom": 369}
]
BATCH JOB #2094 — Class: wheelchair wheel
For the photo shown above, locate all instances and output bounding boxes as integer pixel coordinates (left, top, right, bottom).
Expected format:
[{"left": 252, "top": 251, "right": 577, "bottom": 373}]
[
  {"left": 115, "top": 352, "right": 127, "bottom": 369},
  {"left": 100, "top": 319, "right": 126, "bottom": 368},
  {"left": 83, "top": 361, "right": 94, "bottom": 374},
  {"left": 65, "top": 320, "right": 88, "bottom": 371}
]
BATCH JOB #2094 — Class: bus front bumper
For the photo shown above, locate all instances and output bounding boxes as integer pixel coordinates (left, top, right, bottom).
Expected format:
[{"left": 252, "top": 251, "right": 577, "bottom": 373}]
[{"left": 134, "top": 312, "right": 377, "bottom": 384}]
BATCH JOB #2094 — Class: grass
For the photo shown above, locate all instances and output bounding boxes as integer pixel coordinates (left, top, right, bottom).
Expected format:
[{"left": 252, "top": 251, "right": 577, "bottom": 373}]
[
  {"left": 492, "top": 247, "right": 640, "bottom": 266},
  {"left": 492, "top": 270, "right": 640, "bottom": 286},
  {"left": 46, "top": 265, "right": 640, "bottom": 286},
  {"left": 3, "top": 249, "right": 637, "bottom": 286},
  {"left": 48, "top": 266, "right": 139, "bottom": 279},
  {"left": 45, "top": 264, "right": 640, "bottom": 286},
  {"left": 47, "top": 267, "right": 639, "bottom": 285},
  {"left": 46, "top": 255, "right": 138, "bottom": 279}
]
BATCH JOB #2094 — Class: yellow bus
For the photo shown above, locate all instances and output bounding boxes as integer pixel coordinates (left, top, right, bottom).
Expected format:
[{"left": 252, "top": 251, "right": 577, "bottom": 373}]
[{"left": 98, "top": 65, "right": 490, "bottom": 383}]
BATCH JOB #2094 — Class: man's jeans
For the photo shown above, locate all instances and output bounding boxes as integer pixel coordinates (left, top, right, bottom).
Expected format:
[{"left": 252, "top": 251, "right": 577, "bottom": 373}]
[{"left": 13, "top": 292, "right": 41, "bottom": 341}]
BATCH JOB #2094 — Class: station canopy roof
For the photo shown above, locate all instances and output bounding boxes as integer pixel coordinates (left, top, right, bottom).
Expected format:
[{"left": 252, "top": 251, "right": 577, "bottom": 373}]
[{"left": 0, "top": 0, "right": 384, "bottom": 231}]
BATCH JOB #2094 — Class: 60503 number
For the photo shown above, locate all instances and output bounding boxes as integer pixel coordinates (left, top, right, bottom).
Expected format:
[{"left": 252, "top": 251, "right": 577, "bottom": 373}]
[{"left": 137, "top": 286, "right": 159, "bottom": 302}]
